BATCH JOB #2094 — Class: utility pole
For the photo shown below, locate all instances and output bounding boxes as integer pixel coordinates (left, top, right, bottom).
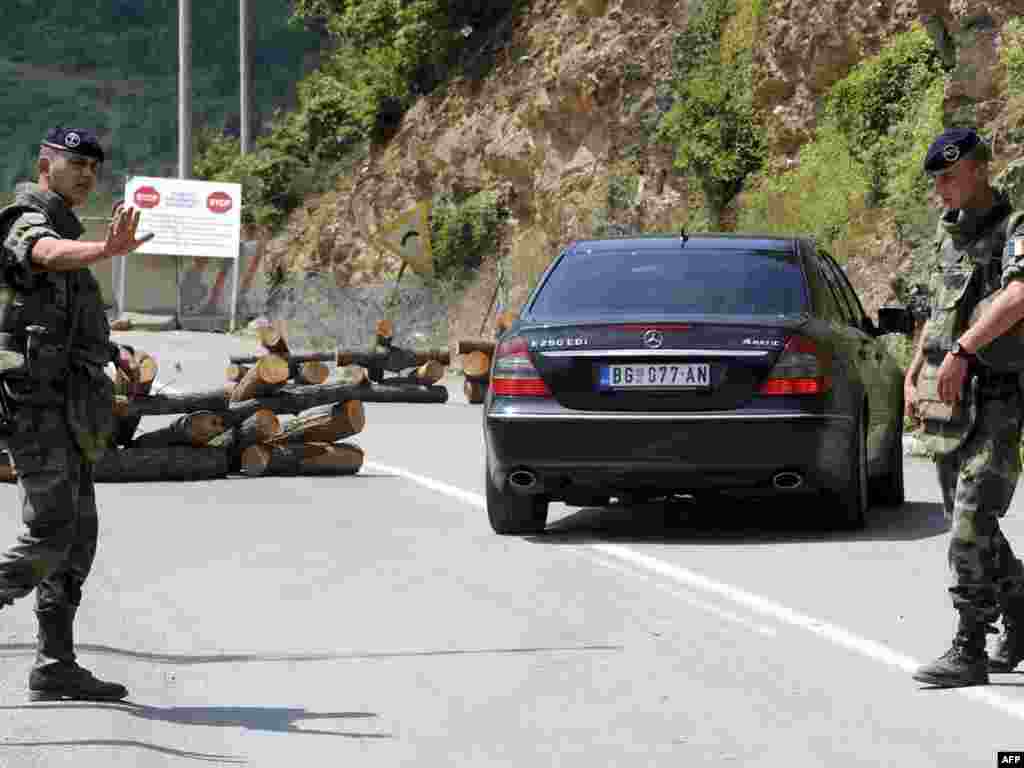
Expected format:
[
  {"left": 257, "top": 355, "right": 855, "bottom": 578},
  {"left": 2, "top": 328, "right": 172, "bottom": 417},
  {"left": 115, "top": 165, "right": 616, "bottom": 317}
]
[
  {"left": 240, "top": 0, "right": 253, "bottom": 154},
  {"left": 177, "top": 0, "right": 192, "bottom": 329},
  {"left": 178, "top": 0, "right": 192, "bottom": 178}
]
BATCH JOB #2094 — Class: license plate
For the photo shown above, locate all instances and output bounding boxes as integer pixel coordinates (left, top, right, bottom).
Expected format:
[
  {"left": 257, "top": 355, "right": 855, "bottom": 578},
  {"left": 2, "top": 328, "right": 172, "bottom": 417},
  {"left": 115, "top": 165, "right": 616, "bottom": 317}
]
[{"left": 598, "top": 363, "right": 711, "bottom": 390}]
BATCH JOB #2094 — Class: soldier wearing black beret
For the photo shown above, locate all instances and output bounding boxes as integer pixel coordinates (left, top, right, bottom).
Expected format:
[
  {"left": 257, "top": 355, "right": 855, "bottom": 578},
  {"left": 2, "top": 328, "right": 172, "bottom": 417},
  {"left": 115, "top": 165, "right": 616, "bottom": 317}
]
[
  {"left": 0, "top": 127, "right": 152, "bottom": 701},
  {"left": 904, "top": 127, "right": 1024, "bottom": 687}
]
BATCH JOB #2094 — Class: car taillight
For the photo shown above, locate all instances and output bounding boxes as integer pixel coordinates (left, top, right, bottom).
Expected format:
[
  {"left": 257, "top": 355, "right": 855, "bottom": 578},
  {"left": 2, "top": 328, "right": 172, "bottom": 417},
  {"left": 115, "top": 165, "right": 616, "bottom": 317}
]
[
  {"left": 759, "top": 335, "right": 832, "bottom": 395},
  {"left": 491, "top": 336, "right": 551, "bottom": 397}
]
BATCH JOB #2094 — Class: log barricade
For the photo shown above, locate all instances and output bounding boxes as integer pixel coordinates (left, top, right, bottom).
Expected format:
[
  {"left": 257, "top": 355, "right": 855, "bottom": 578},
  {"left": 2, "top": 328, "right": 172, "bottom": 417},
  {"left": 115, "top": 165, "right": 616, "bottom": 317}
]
[
  {"left": 0, "top": 323, "right": 452, "bottom": 484},
  {"left": 457, "top": 339, "right": 495, "bottom": 404}
]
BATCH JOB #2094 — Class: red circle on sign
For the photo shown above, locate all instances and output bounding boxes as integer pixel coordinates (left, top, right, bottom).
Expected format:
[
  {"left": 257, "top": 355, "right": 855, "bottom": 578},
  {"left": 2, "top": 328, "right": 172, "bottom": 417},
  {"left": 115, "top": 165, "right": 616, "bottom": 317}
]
[
  {"left": 133, "top": 186, "right": 161, "bottom": 209},
  {"left": 207, "top": 191, "right": 233, "bottom": 214}
]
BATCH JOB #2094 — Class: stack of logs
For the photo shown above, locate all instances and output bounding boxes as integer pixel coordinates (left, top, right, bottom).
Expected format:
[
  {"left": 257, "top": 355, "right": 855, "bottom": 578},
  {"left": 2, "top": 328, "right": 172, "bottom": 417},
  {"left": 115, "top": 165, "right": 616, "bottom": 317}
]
[
  {"left": 0, "top": 320, "right": 450, "bottom": 483},
  {"left": 457, "top": 310, "right": 517, "bottom": 404}
]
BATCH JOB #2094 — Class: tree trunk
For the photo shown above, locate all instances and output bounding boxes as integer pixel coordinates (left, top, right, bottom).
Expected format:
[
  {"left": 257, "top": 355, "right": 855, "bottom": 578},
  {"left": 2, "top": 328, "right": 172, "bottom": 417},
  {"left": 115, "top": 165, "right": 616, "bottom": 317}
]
[
  {"left": 208, "top": 408, "right": 282, "bottom": 472},
  {"left": 270, "top": 400, "right": 365, "bottom": 445},
  {"left": 230, "top": 354, "right": 290, "bottom": 402},
  {"left": 115, "top": 381, "right": 448, "bottom": 421},
  {"left": 93, "top": 445, "right": 230, "bottom": 482},
  {"left": 241, "top": 442, "right": 364, "bottom": 477},
  {"left": 131, "top": 411, "right": 227, "bottom": 448}
]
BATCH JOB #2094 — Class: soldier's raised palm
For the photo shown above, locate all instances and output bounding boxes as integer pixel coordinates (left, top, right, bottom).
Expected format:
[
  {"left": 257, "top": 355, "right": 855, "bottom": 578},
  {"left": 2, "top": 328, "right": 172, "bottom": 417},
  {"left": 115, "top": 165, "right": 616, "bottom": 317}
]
[{"left": 103, "top": 206, "right": 153, "bottom": 257}]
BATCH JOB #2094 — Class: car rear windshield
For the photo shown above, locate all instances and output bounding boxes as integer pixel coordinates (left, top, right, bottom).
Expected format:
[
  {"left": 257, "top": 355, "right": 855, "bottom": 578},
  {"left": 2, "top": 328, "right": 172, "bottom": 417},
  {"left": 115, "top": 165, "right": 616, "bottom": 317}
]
[{"left": 529, "top": 246, "right": 808, "bottom": 318}]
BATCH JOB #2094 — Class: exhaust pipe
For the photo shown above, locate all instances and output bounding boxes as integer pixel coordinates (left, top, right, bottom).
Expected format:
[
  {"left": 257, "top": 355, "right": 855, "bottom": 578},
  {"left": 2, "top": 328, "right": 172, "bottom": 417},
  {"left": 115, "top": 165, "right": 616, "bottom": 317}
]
[
  {"left": 508, "top": 469, "right": 539, "bottom": 494},
  {"left": 772, "top": 471, "right": 804, "bottom": 490}
]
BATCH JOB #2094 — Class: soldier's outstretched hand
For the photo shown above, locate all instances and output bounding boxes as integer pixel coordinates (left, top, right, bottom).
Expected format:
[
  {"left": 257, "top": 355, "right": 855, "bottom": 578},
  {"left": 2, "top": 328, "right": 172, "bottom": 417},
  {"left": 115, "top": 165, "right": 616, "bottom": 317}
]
[{"left": 103, "top": 206, "right": 154, "bottom": 257}]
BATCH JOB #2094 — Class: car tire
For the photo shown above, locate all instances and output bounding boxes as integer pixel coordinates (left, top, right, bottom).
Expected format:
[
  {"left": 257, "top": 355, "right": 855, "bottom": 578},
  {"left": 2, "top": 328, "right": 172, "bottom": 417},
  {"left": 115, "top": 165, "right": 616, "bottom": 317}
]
[
  {"left": 486, "top": 463, "right": 549, "bottom": 535},
  {"left": 829, "top": 408, "right": 868, "bottom": 530},
  {"left": 872, "top": 413, "right": 905, "bottom": 507}
]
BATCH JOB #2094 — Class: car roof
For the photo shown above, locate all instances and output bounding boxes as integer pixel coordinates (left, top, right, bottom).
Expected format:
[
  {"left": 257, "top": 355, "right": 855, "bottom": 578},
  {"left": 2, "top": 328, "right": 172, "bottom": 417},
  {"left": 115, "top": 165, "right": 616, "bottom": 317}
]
[{"left": 566, "top": 233, "right": 800, "bottom": 252}]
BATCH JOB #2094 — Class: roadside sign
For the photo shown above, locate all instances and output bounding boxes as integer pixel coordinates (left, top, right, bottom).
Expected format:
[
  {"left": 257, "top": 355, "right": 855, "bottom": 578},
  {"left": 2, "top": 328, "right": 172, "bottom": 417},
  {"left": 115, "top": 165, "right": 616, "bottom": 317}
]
[
  {"left": 124, "top": 176, "right": 242, "bottom": 259},
  {"left": 369, "top": 200, "right": 433, "bottom": 276}
]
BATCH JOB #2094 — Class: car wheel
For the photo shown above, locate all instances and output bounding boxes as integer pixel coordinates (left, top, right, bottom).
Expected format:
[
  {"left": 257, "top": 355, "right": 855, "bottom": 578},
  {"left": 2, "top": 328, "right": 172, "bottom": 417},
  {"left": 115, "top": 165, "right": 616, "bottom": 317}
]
[
  {"left": 485, "top": 463, "right": 549, "bottom": 535},
  {"left": 829, "top": 408, "right": 868, "bottom": 530},
  {"left": 872, "top": 413, "right": 905, "bottom": 507}
]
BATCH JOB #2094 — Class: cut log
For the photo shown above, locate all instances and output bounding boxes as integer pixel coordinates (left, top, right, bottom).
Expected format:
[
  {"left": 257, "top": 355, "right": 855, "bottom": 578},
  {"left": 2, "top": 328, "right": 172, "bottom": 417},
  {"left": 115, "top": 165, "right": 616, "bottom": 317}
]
[
  {"left": 131, "top": 411, "right": 227, "bottom": 449},
  {"left": 229, "top": 345, "right": 451, "bottom": 369},
  {"left": 226, "top": 363, "right": 251, "bottom": 383},
  {"left": 376, "top": 318, "right": 394, "bottom": 344},
  {"left": 93, "top": 445, "right": 230, "bottom": 482},
  {"left": 259, "top": 326, "right": 291, "bottom": 357},
  {"left": 457, "top": 339, "right": 497, "bottom": 356},
  {"left": 208, "top": 408, "right": 282, "bottom": 471},
  {"left": 241, "top": 442, "right": 364, "bottom": 477},
  {"left": 292, "top": 360, "right": 330, "bottom": 385},
  {"left": 414, "top": 359, "right": 446, "bottom": 385},
  {"left": 464, "top": 378, "right": 489, "bottom": 404},
  {"left": 269, "top": 400, "right": 365, "bottom": 445},
  {"left": 115, "top": 381, "right": 447, "bottom": 421},
  {"left": 461, "top": 350, "right": 491, "bottom": 379},
  {"left": 229, "top": 354, "right": 290, "bottom": 402},
  {"left": 110, "top": 317, "right": 132, "bottom": 331},
  {"left": 112, "top": 349, "right": 159, "bottom": 447}
]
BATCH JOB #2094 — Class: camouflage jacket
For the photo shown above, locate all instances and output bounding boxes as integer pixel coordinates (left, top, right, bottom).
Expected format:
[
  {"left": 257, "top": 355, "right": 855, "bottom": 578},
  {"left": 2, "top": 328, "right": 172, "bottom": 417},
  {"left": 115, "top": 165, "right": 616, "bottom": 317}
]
[{"left": 0, "top": 183, "right": 117, "bottom": 462}]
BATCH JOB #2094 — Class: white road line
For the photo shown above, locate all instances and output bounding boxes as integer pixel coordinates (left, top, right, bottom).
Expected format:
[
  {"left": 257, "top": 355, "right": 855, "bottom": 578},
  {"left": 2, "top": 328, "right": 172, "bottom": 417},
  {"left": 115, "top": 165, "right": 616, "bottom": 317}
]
[
  {"left": 588, "top": 552, "right": 778, "bottom": 637},
  {"left": 365, "top": 460, "right": 1024, "bottom": 723}
]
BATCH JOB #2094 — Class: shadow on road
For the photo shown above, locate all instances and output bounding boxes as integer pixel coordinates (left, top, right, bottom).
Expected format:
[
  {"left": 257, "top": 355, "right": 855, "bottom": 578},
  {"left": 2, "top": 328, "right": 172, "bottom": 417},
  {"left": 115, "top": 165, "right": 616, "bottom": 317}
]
[
  {"left": 0, "top": 642, "right": 620, "bottom": 665},
  {"left": 0, "top": 737, "right": 244, "bottom": 763},
  {"left": 0, "top": 702, "right": 389, "bottom": 739},
  {"left": 529, "top": 496, "right": 949, "bottom": 546}
]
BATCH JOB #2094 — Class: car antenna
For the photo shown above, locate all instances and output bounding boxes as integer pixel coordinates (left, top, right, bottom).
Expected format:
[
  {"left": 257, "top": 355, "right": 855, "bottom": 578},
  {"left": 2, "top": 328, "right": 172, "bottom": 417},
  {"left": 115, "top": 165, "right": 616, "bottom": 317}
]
[{"left": 679, "top": 226, "right": 688, "bottom": 246}]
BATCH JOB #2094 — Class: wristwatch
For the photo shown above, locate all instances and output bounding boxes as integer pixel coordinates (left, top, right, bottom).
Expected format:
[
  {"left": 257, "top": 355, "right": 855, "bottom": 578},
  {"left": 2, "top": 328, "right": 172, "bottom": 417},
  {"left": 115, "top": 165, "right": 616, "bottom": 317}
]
[{"left": 950, "top": 340, "right": 976, "bottom": 361}]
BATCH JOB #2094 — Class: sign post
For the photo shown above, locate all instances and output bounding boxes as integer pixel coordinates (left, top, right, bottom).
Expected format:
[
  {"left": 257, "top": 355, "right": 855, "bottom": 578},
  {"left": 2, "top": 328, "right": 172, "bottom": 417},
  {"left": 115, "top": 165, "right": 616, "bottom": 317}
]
[{"left": 123, "top": 176, "right": 243, "bottom": 329}]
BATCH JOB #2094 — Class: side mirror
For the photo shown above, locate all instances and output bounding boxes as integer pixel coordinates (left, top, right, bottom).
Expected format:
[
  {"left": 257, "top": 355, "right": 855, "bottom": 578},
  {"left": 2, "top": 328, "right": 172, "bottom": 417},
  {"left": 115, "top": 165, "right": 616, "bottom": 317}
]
[{"left": 877, "top": 305, "right": 914, "bottom": 336}]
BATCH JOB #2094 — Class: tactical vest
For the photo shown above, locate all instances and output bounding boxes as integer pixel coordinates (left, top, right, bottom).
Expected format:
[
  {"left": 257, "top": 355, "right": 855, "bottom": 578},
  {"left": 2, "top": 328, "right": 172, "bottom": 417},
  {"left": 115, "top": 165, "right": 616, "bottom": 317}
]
[
  {"left": 917, "top": 200, "right": 1024, "bottom": 456},
  {"left": 0, "top": 194, "right": 116, "bottom": 461}
]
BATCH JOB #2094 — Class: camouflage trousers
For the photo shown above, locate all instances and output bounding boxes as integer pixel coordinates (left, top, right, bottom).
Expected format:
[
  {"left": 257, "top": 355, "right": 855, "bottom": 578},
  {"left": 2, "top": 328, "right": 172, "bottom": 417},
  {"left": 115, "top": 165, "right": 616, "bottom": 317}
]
[
  {"left": 0, "top": 405, "right": 98, "bottom": 615},
  {"left": 935, "top": 391, "right": 1024, "bottom": 628}
]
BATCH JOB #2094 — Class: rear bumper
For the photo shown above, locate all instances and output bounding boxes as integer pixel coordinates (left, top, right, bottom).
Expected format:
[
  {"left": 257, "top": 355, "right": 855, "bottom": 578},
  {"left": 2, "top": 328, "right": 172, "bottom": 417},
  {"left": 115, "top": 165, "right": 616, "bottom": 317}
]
[{"left": 484, "top": 399, "right": 855, "bottom": 499}]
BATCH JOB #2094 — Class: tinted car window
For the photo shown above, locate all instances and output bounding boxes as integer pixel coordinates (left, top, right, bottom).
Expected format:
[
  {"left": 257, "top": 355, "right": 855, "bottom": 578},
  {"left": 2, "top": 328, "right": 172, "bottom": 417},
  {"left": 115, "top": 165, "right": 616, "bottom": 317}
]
[
  {"left": 529, "top": 247, "right": 808, "bottom": 318},
  {"left": 823, "top": 252, "right": 868, "bottom": 327},
  {"left": 803, "top": 249, "right": 843, "bottom": 323},
  {"left": 816, "top": 254, "right": 858, "bottom": 325}
]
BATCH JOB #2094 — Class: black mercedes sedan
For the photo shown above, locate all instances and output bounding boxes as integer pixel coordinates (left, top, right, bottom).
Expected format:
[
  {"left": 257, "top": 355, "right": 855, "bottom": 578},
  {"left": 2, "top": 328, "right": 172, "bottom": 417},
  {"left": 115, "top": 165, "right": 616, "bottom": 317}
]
[{"left": 482, "top": 233, "right": 911, "bottom": 535}]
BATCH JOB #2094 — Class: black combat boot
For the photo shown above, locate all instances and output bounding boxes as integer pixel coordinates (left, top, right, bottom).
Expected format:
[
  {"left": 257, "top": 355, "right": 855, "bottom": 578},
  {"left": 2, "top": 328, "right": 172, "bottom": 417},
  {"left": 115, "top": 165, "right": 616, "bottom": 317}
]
[
  {"left": 990, "top": 597, "right": 1024, "bottom": 673},
  {"left": 28, "top": 606, "right": 128, "bottom": 702},
  {"left": 912, "top": 618, "right": 990, "bottom": 688}
]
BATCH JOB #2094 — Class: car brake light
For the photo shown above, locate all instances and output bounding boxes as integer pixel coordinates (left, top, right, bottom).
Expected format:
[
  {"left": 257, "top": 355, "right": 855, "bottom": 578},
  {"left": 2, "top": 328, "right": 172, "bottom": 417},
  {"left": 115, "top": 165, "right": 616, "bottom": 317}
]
[
  {"left": 759, "top": 335, "right": 832, "bottom": 395},
  {"left": 491, "top": 336, "right": 552, "bottom": 397}
]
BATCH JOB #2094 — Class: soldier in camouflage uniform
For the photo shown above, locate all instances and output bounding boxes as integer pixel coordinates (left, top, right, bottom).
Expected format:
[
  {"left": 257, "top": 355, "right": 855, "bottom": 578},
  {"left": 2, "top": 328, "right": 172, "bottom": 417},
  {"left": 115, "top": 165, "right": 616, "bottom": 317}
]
[
  {"left": 0, "top": 127, "right": 152, "bottom": 701},
  {"left": 904, "top": 128, "right": 1024, "bottom": 687}
]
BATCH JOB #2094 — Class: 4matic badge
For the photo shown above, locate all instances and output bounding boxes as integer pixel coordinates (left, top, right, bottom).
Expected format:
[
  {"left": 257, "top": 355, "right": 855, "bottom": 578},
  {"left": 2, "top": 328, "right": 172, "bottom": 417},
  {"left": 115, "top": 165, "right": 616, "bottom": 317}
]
[{"left": 742, "top": 338, "right": 782, "bottom": 347}]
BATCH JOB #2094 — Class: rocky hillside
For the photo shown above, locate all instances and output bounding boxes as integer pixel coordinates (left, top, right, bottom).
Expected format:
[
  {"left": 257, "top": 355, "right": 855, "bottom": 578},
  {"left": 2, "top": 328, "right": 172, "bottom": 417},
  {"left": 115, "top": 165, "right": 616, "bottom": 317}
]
[{"left": 265, "top": 0, "right": 1024, "bottom": 345}]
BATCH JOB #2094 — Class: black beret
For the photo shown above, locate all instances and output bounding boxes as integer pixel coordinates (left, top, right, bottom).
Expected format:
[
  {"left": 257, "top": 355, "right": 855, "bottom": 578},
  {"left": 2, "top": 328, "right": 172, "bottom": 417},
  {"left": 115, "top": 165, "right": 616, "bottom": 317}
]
[
  {"left": 41, "top": 126, "right": 105, "bottom": 163},
  {"left": 923, "top": 128, "right": 984, "bottom": 175}
]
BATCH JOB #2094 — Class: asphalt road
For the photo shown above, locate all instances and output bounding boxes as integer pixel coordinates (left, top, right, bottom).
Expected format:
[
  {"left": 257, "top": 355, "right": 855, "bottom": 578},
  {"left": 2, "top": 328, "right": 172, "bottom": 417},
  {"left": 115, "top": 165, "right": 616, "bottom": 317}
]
[{"left": 0, "top": 330, "right": 1021, "bottom": 767}]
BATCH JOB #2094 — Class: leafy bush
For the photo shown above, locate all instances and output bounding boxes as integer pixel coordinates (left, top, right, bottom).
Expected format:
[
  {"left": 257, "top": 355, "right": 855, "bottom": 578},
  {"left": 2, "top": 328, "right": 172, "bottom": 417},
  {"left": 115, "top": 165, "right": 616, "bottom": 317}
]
[
  {"left": 1003, "top": 18, "right": 1024, "bottom": 96},
  {"left": 823, "top": 26, "right": 944, "bottom": 205},
  {"left": 656, "top": 0, "right": 765, "bottom": 228},
  {"left": 738, "top": 124, "right": 871, "bottom": 252},
  {"left": 430, "top": 190, "right": 506, "bottom": 282}
]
